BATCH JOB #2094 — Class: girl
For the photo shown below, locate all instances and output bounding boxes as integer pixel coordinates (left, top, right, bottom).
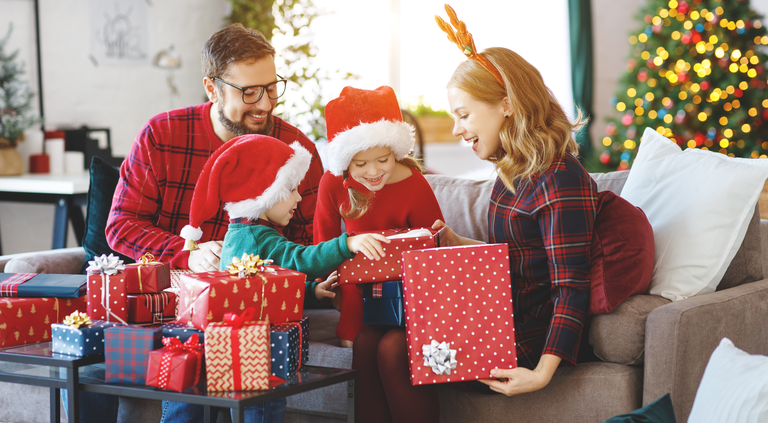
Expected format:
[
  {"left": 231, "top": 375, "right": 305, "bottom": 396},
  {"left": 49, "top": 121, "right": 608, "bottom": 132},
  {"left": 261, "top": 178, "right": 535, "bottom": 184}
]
[{"left": 313, "top": 85, "right": 445, "bottom": 348}]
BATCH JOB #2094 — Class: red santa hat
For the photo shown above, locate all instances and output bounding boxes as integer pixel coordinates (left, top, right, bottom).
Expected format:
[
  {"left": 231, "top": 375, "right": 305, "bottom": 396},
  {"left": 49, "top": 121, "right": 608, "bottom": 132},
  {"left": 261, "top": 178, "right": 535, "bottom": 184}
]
[
  {"left": 323, "top": 85, "right": 415, "bottom": 176},
  {"left": 180, "top": 134, "right": 311, "bottom": 247}
]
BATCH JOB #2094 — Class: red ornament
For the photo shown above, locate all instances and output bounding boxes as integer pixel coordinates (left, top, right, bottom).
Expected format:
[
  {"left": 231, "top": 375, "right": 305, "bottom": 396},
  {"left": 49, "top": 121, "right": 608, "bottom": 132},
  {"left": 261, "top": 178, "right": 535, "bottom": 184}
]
[
  {"left": 695, "top": 133, "right": 705, "bottom": 146},
  {"left": 606, "top": 123, "right": 617, "bottom": 135},
  {"left": 638, "top": 70, "right": 648, "bottom": 82},
  {"left": 678, "top": 2, "right": 689, "bottom": 14},
  {"left": 682, "top": 32, "right": 692, "bottom": 44},
  {"left": 622, "top": 114, "right": 633, "bottom": 126},
  {"left": 735, "top": 89, "right": 743, "bottom": 98},
  {"left": 600, "top": 152, "right": 612, "bottom": 165},
  {"left": 692, "top": 31, "right": 702, "bottom": 44},
  {"left": 762, "top": 110, "right": 768, "bottom": 120},
  {"left": 678, "top": 72, "right": 688, "bottom": 83},
  {"left": 700, "top": 81, "right": 710, "bottom": 91}
]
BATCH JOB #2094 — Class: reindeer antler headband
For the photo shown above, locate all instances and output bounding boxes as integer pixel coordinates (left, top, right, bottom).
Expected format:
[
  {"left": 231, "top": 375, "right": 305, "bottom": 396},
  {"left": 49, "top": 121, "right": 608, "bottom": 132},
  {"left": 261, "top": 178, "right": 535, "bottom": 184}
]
[{"left": 435, "top": 4, "right": 505, "bottom": 89}]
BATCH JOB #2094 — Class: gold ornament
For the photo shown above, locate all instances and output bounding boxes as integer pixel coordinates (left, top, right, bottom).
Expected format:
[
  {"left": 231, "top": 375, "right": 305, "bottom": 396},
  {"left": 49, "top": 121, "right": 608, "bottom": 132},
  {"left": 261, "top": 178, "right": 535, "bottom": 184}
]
[{"left": 63, "top": 311, "right": 92, "bottom": 329}]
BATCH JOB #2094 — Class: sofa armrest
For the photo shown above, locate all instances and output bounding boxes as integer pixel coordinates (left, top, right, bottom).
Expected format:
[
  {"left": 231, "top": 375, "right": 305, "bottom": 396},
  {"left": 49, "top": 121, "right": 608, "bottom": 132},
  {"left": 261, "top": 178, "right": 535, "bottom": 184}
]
[
  {"left": 761, "top": 219, "right": 768, "bottom": 277},
  {"left": 1, "top": 247, "right": 86, "bottom": 274},
  {"left": 643, "top": 279, "right": 768, "bottom": 422}
]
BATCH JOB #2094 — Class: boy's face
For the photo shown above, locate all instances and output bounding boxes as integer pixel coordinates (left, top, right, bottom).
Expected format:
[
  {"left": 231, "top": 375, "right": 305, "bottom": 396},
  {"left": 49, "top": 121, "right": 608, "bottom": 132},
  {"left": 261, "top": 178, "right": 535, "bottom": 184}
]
[
  {"left": 261, "top": 189, "right": 302, "bottom": 226},
  {"left": 348, "top": 147, "right": 396, "bottom": 192}
]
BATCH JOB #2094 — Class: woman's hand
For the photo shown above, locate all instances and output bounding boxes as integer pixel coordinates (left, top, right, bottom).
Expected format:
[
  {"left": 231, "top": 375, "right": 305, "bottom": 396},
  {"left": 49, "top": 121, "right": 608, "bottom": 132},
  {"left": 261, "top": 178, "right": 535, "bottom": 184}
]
[
  {"left": 478, "top": 354, "right": 561, "bottom": 396},
  {"left": 431, "top": 220, "right": 484, "bottom": 246}
]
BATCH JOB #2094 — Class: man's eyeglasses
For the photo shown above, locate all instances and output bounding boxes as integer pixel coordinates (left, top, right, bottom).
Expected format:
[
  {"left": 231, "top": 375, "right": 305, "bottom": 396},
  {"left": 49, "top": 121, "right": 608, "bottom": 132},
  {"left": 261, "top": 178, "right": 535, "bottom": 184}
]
[{"left": 212, "top": 75, "right": 287, "bottom": 104}]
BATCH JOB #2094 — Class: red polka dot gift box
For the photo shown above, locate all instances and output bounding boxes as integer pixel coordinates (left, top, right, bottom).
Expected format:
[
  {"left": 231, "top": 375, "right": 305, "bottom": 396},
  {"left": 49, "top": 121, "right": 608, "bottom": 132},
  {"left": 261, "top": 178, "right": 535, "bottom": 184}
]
[
  {"left": 86, "top": 254, "right": 128, "bottom": 325},
  {"left": 401, "top": 244, "right": 517, "bottom": 385},
  {"left": 337, "top": 227, "right": 445, "bottom": 285},
  {"left": 146, "top": 333, "right": 205, "bottom": 392}
]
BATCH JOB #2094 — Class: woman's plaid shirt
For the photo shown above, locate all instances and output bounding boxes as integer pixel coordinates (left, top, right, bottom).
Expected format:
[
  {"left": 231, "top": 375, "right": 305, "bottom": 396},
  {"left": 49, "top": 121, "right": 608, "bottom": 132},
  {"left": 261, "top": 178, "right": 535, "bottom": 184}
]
[{"left": 488, "top": 153, "right": 597, "bottom": 367}]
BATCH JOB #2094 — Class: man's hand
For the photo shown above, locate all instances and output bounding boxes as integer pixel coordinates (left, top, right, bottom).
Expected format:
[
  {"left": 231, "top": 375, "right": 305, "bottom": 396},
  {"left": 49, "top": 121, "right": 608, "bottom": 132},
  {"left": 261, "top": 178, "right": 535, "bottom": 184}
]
[{"left": 188, "top": 241, "right": 224, "bottom": 272}]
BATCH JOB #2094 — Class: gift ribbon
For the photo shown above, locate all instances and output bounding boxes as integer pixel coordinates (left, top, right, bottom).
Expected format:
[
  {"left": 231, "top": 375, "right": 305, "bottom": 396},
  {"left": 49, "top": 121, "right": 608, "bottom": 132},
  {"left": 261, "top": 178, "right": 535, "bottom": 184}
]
[
  {"left": 223, "top": 307, "right": 257, "bottom": 390},
  {"left": 0, "top": 273, "right": 36, "bottom": 297},
  {"left": 63, "top": 311, "right": 92, "bottom": 329},
  {"left": 422, "top": 340, "right": 458, "bottom": 376},
  {"left": 87, "top": 254, "right": 127, "bottom": 325},
  {"left": 226, "top": 254, "right": 274, "bottom": 320},
  {"left": 157, "top": 333, "right": 203, "bottom": 389},
  {"left": 136, "top": 253, "right": 164, "bottom": 293}
]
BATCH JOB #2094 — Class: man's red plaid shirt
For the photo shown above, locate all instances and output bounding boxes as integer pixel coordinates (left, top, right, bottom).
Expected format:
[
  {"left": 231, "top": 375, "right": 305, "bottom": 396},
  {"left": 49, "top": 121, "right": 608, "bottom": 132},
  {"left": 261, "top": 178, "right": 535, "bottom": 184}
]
[
  {"left": 489, "top": 152, "right": 597, "bottom": 368},
  {"left": 106, "top": 102, "right": 323, "bottom": 269}
]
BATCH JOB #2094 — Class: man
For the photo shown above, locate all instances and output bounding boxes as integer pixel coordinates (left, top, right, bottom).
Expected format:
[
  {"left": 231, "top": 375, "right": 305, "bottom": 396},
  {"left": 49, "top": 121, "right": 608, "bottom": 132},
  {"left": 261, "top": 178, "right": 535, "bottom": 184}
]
[
  {"left": 106, "top": 23, "right": 323, "bottom": 272},
  {"left": 87, "top": 24, "right": 323, "bottom": 423}
]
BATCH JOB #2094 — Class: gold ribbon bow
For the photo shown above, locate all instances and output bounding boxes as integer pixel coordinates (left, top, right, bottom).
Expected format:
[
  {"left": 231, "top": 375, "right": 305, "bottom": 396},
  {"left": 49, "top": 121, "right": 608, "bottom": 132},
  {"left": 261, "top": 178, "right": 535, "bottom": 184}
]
[
  {"left": 63, "top": 311, "right": 92, "bottom": 329},
  {"left": 137, "top": 252, "right": 163, "bottom": 293},
  {"left": 227, "top": 253, "right": 275, "bottom": 319},
  {"left": 435, "top": 4, "right": 505, "bottom": 89}
]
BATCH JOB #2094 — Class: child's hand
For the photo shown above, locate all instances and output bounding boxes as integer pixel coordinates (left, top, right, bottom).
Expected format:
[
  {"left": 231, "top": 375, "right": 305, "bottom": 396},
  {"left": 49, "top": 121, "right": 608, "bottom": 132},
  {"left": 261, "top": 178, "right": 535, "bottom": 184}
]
[
  {"left": 315, "top": 271, "right": 339, "bottom": 301},
  {"left": 347, "top": 233, "right": 390, "bottom": 261}
]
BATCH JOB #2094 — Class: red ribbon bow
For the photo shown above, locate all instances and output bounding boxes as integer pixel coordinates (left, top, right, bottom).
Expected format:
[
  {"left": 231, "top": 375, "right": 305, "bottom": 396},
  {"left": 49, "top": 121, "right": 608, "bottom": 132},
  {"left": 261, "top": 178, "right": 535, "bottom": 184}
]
[
  {"left": 157, "top": 333, "right": 204, "bottom": 389},
  {"left": 223, "top": 307, "right": 256, "bottom": 329}
]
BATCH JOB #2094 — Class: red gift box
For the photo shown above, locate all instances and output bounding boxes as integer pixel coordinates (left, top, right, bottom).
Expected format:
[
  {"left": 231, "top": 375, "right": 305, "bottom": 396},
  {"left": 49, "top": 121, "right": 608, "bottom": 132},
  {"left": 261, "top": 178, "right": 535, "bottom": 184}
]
[
  {"left": 124, "top": 253, "right": 171, "bottom": 294},
  {"left": 205, "top": 308, "right": 270, "bottom": 391},
  {"left": 176, "top": 268, "right": 306, "bottom": 331},
  {"left": 337, "top": 227, "right": 444, "bottom": 284},
  {"left": 401, "top": 244, "right": 517, "bottom": 385},
  {"left": 0, "top": 297, "right": 86, "bottom": 348},
  {"left": 146, "top": 333, "right": 204, "bottom": 392},
  {"left": 87, "top": 270, "right": 128, "bottom": 324},
  {"left": 128, "top": 291, "right": 177, "bottom": 324}
]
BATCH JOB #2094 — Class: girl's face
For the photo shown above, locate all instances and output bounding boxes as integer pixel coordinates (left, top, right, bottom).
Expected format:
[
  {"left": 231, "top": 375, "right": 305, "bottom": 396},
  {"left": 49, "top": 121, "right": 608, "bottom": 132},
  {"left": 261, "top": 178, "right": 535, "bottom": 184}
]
[
  {"left": 261, "top": 188, "right": 302, "bottom": 226},
  {"left": 348, "top": 147, "right": 396, "bottom": 192},
  {"left": 447, "top": 86, "right": 509, "bottom": 161}
]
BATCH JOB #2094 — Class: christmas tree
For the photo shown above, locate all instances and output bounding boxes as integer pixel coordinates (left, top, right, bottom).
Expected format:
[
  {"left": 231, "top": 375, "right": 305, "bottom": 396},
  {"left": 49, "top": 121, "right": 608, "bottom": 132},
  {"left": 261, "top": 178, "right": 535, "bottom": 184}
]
[
  {"left": 0, "top": 24, "right": 39, "bottom": 147},
  {"left": 600, "top": 0, "right": 768, "bottom": 170}
]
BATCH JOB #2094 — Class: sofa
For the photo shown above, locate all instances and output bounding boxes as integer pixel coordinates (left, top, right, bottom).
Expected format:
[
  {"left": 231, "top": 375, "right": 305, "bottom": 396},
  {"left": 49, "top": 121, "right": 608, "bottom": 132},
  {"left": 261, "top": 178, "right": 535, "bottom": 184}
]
[{"left": 2, "top": 170, "right": 768, "bottom": 423}]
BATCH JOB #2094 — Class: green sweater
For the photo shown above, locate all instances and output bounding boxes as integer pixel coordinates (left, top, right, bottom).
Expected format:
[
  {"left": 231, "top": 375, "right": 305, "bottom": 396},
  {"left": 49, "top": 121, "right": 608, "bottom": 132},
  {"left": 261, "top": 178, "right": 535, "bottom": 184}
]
[{"left": 220, "top": 221, "right": 354, "bottom": 304}]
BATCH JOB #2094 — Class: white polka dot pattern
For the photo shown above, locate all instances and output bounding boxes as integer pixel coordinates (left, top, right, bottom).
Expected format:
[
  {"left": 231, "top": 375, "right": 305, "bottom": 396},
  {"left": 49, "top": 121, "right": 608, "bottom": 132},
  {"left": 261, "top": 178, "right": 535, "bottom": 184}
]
[
  {"left": 86, "top": 273, "right": 128, "bottom": 324},
  {"left": 51, "top": 320, "right": 120, "bottom": 357},
  {"left": 401, "top": 243, "right": 518, "bottom": 385},
  {"left": 337, "top": 228, "right": 439, "bottom": 284}
]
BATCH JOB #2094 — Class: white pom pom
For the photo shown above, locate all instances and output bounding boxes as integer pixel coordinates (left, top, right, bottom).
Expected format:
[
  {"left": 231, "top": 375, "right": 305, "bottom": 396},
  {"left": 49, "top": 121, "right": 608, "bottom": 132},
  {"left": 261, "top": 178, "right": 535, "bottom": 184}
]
[{"left": 180, "top": 225, "right": 203, "bottom": 241}]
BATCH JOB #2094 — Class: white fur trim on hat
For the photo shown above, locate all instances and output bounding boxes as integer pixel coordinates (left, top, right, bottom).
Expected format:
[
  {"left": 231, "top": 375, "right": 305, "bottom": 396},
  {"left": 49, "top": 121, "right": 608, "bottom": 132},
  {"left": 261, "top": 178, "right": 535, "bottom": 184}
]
[
  {"left": 324, "top": 120, "right": 415, "bottom": 176},
  {"left": 180, "top": 225, "right": 203, "bottom": 242},
  {"left": 224, "top": 142, "right": 312, "bottom": 220}
]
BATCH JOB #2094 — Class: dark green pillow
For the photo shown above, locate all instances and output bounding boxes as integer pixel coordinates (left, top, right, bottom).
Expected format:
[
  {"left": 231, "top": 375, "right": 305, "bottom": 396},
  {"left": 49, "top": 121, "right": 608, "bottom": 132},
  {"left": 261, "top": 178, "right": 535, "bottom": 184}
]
[
  {"left": 605, "top": 393, "right": 676, "bottom": 423},
  {"left": 80, "top": 156, "right": 134, "bottom": 273}
]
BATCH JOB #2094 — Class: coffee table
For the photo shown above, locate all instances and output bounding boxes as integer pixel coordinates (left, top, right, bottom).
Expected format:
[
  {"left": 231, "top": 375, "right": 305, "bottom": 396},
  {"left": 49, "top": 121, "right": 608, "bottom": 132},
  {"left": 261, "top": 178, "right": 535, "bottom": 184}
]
[{"left": 0, "top": 342, "right": 104, "bottom": 423}]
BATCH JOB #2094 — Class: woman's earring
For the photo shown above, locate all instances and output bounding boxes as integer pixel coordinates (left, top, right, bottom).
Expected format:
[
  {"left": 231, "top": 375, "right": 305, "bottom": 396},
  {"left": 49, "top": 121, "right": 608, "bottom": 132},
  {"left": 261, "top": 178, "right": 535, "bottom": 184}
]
[{"left": 505, "top": 115, "right": 509, "bottom": 119}]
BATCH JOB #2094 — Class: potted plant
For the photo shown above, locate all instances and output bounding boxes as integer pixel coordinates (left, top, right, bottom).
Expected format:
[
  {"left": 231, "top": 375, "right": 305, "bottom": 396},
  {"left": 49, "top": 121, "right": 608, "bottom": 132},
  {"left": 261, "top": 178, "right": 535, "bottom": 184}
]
[
  {"left": 0, "top": 24, "right": 40, "bottom": 176},
  {"left": 405, "top": 96, "right": 456, "bottom": 143}
]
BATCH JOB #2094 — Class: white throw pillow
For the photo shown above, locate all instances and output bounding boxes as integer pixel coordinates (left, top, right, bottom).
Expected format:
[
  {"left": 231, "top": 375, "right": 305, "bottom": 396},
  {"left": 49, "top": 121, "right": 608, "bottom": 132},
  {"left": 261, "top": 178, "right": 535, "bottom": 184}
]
[
  {"left": 620, "top": 128, "right": 768, "bottom": 301},
  {"left": 688, "top": 338, "right": 768, "bottom": 422}
]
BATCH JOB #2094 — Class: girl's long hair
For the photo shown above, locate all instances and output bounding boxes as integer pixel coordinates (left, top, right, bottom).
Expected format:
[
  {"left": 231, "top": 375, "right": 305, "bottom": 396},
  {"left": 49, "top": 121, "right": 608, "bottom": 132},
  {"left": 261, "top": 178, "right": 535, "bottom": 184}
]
[
  {"left": 448, "top": 47, "right": 586, "bottom": 192},
  {"left": 341, "top": 154, "right": 425, "bottom": 219}
]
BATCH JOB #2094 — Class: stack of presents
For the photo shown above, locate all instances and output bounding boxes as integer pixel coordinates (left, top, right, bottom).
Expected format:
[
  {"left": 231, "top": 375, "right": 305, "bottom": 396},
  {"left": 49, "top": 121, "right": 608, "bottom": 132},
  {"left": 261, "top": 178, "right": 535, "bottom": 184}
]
[{"left": 0, "top": 228, "right": 520, "bottom": 393}]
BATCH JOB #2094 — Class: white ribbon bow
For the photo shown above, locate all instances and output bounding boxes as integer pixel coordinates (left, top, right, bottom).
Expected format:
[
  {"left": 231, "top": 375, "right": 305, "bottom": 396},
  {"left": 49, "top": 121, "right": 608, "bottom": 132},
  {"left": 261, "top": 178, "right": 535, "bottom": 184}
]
[
  {"left": 86, "top": 254, "right": 126, "bottom": 275},
  {"left": 422, "top": 340, "right": 458, "bottom": 376}
]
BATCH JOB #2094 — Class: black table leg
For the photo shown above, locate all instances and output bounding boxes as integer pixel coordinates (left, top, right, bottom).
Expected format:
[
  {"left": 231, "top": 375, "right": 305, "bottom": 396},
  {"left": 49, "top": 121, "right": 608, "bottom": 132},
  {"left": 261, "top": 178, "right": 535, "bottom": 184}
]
[
  {"left": 232, "top": 407, "right": 243, "bottom": 423},
  {"left": 53, "top": 198, "right": 69, "bottom": 249},
  {"left": 203, "top": 405, "right": 213, "bottom": 423},
  {"left": 69, "top": 200, "right": 85, "bottom": 247},
  {"left": 50, "top": 388, "right": 60, "bottom": 423},
  {"left": 67, "top": 366, "right": 79, "bottom": 423},
  {"left": 347, "top": 378, "right": 357, "bottom": 423}
]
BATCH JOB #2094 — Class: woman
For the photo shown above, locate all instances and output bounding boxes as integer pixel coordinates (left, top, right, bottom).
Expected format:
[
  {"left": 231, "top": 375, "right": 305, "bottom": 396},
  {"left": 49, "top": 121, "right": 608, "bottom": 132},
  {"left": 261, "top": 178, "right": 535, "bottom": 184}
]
[{"left": 352, "top": 7, "right": 596, "bottom": 421}]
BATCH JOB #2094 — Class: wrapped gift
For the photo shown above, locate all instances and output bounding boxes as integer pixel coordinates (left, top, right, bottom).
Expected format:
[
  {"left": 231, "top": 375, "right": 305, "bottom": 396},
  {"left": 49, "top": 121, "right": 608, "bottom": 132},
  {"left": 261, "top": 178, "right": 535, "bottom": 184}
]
[
  {"left": 177, "top": 255, "right": 306, "bottom": 331},
  {"left": 161, "top": 322, "right": 204, "bottom": 344},
  {"left": 51, "top": 311, "right": 120, "bottom": 356},
  {"left": 127, "top": 291, "right": 177, "bottom": 324},
  {"left": 0, "top": 297, "right": 86, "bottom": 348},
  {"left": 337, "top": 227, "right": 444, "bottom": 284},
  {"left": 105, "top": 325, "right": 162, "bottom": 384},
  {"left": 270, "top": 317, "right": 308, "bottom": 379},
  {"left": 205, "top": 307, "right": 270, "bottom": 391},
  {"left": 401, "top": 244, "right": 517, "bottom": 385},
  {"left": 124, "top": 253, "right": 171, "bottom": 294},
  {"left": 86, "top": 254, "right": 128, "bottom": 324},
  {"left": 362, "top": 281, "right": 405, "bottom": 327},
  {"left": 0, "top": 273, "right": 87, "bottom": 298},
  {"left": 146, "top": 333, "right": 205, "bottom": 392}
]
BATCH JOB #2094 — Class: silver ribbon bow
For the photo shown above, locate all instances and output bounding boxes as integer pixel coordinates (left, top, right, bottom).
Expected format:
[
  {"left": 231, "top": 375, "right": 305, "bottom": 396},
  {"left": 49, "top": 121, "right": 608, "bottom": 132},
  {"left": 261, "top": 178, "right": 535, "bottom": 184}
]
[
  {"left": 86, "top": 254, "right": 126, "bottom": 275},
  {"left": 422, "top": 340, "right": 458, "bottom": 376}
]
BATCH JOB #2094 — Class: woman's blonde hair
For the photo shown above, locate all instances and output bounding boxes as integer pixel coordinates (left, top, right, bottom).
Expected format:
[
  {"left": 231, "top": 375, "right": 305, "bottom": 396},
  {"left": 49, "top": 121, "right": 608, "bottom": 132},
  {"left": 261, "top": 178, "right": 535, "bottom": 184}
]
[
  {"left": 448, "top": 47, "right": 586, "bottom": 192},
  {"left": 341, "top": 154, "right": 425, "bottom": 219}
]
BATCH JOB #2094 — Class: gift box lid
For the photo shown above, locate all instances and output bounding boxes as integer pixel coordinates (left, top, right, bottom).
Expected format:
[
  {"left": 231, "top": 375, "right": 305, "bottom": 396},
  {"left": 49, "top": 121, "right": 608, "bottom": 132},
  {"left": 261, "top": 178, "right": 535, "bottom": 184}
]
[
  {"left": 362, "top": 281, "right": 403, "bottom": 299},
  {"left": 0, "top": 273, "right": 86, "bottom": 298}
]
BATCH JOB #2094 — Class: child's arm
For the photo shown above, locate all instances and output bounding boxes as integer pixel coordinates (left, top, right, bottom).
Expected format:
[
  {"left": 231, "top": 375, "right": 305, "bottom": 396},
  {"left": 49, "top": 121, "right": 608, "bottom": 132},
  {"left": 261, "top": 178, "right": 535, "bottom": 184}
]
[
  {"left": 313, "top": 172, "right": 345, "bottom": 244},
  {"left": 303, "top": 271, "right": 338, "bottom": 306}
]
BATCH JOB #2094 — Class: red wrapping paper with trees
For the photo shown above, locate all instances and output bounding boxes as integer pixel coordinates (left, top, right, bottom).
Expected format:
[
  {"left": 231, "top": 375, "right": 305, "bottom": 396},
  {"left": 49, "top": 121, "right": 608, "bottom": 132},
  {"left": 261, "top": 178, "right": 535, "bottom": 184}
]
[
  {"left": 401, "top": 244, "right": 518, "bottom": 385},
  {"left": 0, "top": 297, "right": 86, "bottom": 348}
]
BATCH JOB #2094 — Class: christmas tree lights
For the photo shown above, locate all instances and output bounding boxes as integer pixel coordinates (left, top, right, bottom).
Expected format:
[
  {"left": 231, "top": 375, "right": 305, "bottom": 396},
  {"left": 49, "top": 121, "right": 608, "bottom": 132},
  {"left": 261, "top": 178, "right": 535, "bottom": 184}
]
[{"left": 601, "top": 0, "right": 768, "bottom": 170}]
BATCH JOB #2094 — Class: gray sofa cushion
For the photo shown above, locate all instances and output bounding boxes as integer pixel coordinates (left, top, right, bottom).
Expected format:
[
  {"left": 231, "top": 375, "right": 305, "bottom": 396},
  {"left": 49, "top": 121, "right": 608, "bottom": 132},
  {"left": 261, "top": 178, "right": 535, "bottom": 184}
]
[{"left": 425, "top": 174, "right": 493, "bottom": 242}]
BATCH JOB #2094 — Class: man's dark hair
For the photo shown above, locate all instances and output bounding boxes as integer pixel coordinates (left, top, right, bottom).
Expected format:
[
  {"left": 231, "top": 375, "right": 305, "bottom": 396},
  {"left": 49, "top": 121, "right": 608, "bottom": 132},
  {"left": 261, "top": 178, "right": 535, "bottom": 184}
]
[{"left": 202, "top": 23, "right": 276, "bottom": 79}]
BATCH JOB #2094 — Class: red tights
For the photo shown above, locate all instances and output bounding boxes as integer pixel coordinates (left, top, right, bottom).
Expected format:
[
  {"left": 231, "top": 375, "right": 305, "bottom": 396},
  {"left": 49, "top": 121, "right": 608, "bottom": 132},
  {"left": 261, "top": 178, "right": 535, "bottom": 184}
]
[{"left": 352, "top": 326, "right": 440, "bottom": 422}]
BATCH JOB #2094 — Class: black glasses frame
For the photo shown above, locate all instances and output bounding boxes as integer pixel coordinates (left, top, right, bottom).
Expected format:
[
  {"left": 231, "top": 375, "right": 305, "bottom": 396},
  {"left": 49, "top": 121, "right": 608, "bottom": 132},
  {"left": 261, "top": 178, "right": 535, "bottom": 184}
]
[{"left": 212, "top": 75, "right": 287, "bottom": 104}]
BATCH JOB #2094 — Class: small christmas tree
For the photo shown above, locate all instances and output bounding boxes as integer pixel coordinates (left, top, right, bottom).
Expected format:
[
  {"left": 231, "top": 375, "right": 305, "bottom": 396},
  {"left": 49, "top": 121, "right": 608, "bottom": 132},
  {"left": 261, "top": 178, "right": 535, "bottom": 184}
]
[
  {"left": 600, "top": 0, "right": 768, "bottom": 170},
  {"left": 0, "top": 23, "right": 40, "bottom": 147}
]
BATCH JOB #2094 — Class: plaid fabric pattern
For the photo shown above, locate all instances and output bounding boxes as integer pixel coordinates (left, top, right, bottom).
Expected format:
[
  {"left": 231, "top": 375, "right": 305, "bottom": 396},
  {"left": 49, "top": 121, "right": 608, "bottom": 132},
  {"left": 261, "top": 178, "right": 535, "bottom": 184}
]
[
  {"left": 0, "top": 273, "right": 36, "bottom": 297},
  {"left": 488, "top": 153, "right": 597, "bottom": 367},
  {"left": 372, "top": 282, "right": 383, "bottom": 298},
  {"left": 106, "top": 102, "right": 323, "bottom": 269},
  {"left": 142, "top": 291, "right": 172, "bottom": 322},
  {"left": 105, "top": 325, "right": 163, "bottom": 384}
]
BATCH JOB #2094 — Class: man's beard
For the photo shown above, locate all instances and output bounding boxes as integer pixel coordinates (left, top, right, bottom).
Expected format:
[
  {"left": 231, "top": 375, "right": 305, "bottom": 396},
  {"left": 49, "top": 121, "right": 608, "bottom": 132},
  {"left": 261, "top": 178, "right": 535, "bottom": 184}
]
[{"left": 217, "top": 94, "right": 275, "bottom": 137}]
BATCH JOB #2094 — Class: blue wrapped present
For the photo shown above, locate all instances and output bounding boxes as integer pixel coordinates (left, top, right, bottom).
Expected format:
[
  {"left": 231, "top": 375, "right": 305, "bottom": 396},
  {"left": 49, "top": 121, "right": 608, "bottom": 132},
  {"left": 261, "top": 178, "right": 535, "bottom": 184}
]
[
  {"left": 0, "top": 273, "right": 86, "bottom": 298},
  {"left": 105, "top": 325, "right": 162, "bottom": 384},
  {"left": 362, "top": 281, "right": 404, "bottom": 327},
  {"left": 270, "top": 317, "right": 308, "bottom": 380},
  {"left": 51, "top": 319, "right": 120, "bottom": 357},
  {"left": 161, "top": 322, "right": 205, "bottom": 344}
]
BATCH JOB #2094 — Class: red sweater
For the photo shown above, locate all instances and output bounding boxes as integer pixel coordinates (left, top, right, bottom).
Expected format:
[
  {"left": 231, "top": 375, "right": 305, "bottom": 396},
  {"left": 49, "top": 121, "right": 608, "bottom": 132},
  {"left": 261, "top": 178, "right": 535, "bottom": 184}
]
[
  {"left": 313, "top": 167, "right": 444, "bottom": 242},
  {"left": 106, "top": 102, "right": 323, "bottom": 269}
]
